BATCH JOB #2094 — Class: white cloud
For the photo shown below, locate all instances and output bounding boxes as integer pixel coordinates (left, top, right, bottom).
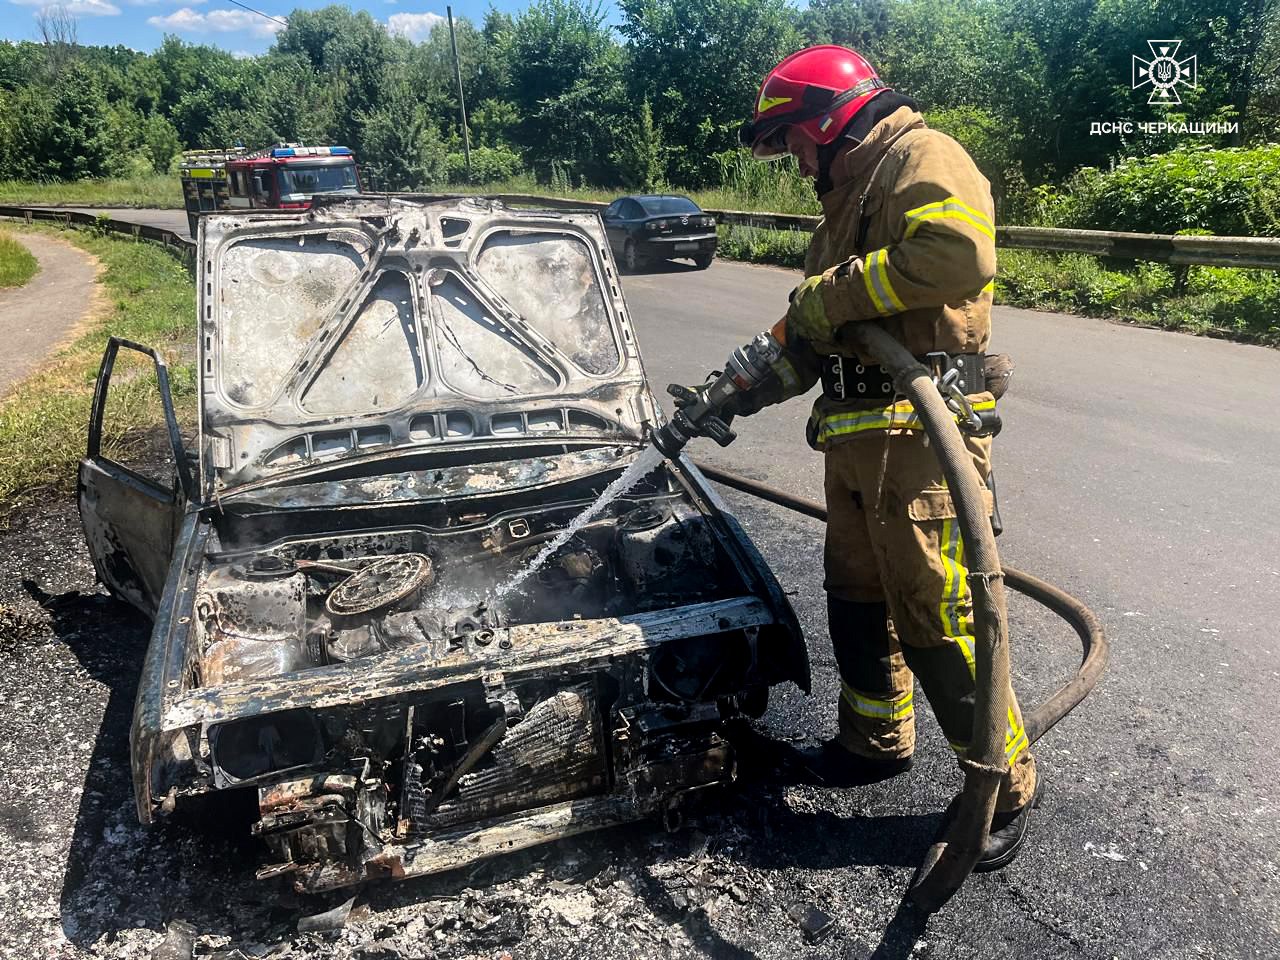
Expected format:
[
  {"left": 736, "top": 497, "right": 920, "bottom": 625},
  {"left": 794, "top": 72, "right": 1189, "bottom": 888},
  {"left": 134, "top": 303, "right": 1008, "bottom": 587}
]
[
  {"left": 127, "top": 0, "right": 206, "bottom": 6},
  {"left": 386, "top": 11, "right": 444, "bottom": 43},
  {"left": 147, "top": 6, "right": 284, "bottom": 37},
  {"left": 12, "top": 0, "right": 121, "bottom": 15}
]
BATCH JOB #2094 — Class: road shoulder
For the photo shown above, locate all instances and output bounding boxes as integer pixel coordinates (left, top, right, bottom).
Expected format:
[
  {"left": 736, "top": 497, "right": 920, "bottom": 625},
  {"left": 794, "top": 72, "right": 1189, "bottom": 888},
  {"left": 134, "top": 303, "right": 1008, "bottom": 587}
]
[{"left": 0, "top": 231, "right": 106, "bottom": 399}]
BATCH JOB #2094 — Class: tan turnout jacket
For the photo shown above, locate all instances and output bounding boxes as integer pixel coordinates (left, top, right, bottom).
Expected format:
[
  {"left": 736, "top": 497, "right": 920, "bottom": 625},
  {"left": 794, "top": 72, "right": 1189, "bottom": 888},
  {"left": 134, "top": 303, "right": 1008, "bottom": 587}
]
[{"left": 765, "top": 106, "right": 999, "bottom": 448}]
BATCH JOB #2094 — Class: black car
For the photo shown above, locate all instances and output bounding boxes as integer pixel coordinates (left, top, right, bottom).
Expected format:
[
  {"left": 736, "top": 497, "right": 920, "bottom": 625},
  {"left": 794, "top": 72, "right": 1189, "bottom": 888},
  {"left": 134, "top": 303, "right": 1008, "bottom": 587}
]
[{"left": 601, "top": 194, "right": 718, "bottom": 271}]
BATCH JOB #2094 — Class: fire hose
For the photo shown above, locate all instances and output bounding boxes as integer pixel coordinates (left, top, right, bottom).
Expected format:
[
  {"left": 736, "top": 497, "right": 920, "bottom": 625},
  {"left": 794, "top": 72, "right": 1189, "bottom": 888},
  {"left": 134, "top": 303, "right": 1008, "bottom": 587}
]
[{"left": 655, "top": 321, "right": 1107, "bottom": 911}]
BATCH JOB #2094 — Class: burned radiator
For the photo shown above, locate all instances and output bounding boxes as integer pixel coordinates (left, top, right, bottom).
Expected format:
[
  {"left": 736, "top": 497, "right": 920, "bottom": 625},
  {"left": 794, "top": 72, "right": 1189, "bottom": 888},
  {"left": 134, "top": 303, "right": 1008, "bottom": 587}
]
[{"left": 429, "top": 689, "right": 607, "bottom": 826}]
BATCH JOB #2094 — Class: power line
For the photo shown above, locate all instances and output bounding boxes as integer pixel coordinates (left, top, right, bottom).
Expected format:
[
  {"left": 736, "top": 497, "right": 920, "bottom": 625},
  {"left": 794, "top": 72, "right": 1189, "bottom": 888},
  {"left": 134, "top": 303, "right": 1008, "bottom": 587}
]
[{"left": 225, "top": 0, "right": 289, "bottom": 28}]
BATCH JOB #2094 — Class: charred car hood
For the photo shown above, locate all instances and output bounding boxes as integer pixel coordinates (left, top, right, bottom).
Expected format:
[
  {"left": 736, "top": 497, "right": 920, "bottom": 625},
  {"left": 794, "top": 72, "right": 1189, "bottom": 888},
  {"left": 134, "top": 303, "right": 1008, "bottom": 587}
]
[{"left": 197, "top": 197, "right": 658, "bottom": 497}]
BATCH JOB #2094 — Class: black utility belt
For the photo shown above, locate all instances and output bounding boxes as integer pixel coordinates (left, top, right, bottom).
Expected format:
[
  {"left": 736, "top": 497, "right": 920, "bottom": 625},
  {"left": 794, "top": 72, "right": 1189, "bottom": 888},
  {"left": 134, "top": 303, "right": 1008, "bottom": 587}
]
[{"left": 820, "top": 351, "right": 986, "bottom": 400}]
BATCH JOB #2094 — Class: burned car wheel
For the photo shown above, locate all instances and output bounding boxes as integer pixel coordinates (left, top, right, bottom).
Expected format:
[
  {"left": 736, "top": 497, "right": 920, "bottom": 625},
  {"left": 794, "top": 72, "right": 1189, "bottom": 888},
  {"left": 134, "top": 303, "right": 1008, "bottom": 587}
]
[{"left": 78, "top": 196, "right": 808, "bottom": 891}]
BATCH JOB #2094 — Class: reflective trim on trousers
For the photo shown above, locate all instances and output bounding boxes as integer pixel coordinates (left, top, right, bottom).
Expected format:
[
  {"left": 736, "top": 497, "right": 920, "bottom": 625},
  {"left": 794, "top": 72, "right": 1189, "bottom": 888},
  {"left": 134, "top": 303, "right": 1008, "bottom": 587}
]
[
  {"left": 841, "top": 681, "right": 915, "bottom": 721},
  {"left": 939, "top": 516, "right": 978, "bottom": 680},
  {"left": 949, "top": 710, "right": 1029, "bottom": 764}
]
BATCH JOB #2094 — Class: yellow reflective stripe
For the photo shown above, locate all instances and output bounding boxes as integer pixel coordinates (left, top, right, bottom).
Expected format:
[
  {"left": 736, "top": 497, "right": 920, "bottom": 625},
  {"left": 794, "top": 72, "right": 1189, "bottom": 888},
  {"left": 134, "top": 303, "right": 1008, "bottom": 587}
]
[
  {"left": 1005, "top": 708, "right": 1028, "bottom": 763},
  {"left": 905, "top": 208, "right": 995, "bottom": 241},
  {"left": 981, "top": 280, "right": 995, "bottom": 294},
  {"left": 770, "top": 355, "right": 799, "bottom": 391},
  {"left": 904, "top": 197, "right": 995, "bottom": 240},
  {"left": 842, "top": 682, "right": 914, "bottom": 720},
  {"left": 863, "top": 247, "right": 905, "bottom": 313},
  {"left": 877, "top": 249, "right": 906, "bottom": 311},
  {"left": 939, "top": 517, "right": 977, "bottom": 680},
  {"left": 862, "top": 249, "right": 890, "bottom": 315},
  {"left": 814, "top": 398, "right": 997, "bottom": 444}
]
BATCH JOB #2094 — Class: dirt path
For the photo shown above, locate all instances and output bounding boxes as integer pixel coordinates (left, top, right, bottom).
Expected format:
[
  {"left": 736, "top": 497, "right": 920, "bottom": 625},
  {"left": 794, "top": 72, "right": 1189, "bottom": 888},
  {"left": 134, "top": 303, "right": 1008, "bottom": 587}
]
[{"left": 0, "top": 231, "right": 101, "bottom": 398}]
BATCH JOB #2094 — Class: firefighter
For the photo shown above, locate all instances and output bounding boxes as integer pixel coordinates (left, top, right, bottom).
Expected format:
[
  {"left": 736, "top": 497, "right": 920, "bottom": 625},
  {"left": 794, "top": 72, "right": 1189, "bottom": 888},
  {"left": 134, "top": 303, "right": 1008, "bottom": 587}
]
[{"left": 725, "top": 45, "right": 1039, "bottom": 869}]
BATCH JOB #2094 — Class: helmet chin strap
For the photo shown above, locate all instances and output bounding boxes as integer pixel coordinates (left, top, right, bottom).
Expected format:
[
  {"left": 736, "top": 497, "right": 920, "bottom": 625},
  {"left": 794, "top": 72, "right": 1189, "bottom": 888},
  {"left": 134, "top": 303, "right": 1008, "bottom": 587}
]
[{"left": 812, "top": 91, "right": 917, "bottom": 198}]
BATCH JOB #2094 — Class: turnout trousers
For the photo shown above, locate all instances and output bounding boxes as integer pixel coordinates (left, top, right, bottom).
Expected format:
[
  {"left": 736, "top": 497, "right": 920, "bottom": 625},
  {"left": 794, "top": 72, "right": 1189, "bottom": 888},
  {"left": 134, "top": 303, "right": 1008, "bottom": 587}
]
[{"left": 822, "top": 430, "right": 1037, "bottom": 811}]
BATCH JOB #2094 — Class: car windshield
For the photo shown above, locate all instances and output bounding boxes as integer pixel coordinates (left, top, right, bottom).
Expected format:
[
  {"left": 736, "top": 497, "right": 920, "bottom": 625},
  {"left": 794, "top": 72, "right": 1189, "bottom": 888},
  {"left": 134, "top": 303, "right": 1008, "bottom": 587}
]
[
  {"left": 639, "top": 196, "right": 700, "bottom": 216},
  {"left": 280, "top": 162, "right": 359, "bottom": 196}
]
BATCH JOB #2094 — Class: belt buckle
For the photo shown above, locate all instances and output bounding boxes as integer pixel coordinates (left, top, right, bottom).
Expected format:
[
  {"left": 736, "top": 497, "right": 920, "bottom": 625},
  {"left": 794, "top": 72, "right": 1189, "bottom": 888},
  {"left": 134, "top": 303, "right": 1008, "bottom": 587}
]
[
  {"left": 924, "top": 351, "right": 951, "bottom": 387},
  {"left": 829, "top": 355, "right": 845, "bottom": 399}
]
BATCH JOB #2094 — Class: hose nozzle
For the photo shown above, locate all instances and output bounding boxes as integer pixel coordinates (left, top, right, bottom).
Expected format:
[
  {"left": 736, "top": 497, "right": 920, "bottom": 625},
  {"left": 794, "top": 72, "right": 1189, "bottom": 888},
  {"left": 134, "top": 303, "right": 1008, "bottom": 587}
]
[{"left": 651, "top": 331, "right": 784, "bottom": 458}]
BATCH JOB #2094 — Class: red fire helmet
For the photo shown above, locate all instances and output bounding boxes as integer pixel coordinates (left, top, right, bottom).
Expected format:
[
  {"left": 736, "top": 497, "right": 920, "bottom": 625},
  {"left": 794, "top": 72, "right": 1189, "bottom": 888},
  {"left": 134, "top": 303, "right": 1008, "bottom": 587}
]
[{"left": 740, "top": 45, "right": 890, "bottom": 160}]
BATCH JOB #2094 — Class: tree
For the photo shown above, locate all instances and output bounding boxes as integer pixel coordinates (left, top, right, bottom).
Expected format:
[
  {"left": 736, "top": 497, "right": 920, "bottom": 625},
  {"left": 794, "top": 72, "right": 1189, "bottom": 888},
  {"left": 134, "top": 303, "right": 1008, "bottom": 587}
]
[
  {"left": 619, "top": 0, "right": 800, "bottom": 185},
  {"left": 798, "top": 0, "right": 892, "bottom": 49},
  {"left": 143, "top": 114, "right": 182, "bottom": 173},
  {"left": 273, "top": 6, "right": 399, "bottom": 147},
  {"left": 613, "top": 99, "right": 665, "bottom": 190},
  {"left": 2, "top": 64, "right": 112, "bottom": 179},
  {"left": 35, "top": 5, "right": 77, "bottom": 74},
  {"left": 498, "top": 0, "right": 629, "bottom": 183}
]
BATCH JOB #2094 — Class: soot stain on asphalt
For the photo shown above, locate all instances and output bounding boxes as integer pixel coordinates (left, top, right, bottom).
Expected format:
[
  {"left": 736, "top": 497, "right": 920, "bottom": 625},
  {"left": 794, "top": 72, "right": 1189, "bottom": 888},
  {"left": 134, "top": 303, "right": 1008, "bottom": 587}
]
[
  {"left": 5, "top": 488, "right": 1273, "bottom": 960},
  {"left": 0, "top": 491, "right": 957, "bottom": 959}
]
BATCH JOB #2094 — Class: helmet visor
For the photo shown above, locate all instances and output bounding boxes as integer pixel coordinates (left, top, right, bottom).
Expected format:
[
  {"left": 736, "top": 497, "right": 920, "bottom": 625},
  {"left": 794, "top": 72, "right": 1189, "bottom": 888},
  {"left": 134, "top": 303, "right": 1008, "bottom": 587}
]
[{"left": 739, "top": 117, "right": 792, "bottom": 160}]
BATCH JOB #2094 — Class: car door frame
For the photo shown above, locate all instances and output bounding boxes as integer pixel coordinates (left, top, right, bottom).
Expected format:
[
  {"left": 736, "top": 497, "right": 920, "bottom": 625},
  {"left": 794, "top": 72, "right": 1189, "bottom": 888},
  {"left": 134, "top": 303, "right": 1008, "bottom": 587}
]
[{"left": 78, "top": 337, "right": 195, "bottom": 618}]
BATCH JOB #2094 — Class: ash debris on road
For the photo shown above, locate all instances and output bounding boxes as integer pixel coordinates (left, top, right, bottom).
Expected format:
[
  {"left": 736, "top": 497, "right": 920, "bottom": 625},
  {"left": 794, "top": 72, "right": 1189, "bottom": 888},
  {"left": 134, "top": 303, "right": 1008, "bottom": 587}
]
[
  {"left": 0, "top": 495, "right": 935, "bottom": 960},
  {"left": 5, "top": 489, "right": 1263, "bottom": 960}
]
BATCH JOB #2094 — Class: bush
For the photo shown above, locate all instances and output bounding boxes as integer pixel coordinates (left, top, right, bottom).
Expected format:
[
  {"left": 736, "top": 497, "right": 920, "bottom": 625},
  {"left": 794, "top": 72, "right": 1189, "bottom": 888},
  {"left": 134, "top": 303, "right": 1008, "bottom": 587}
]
[
  {"left": 445, "top": 145, "right": 526, "bottom": 185},
  {"left": 1067, "top": 145, "right": 1280, "bottom": 237},
  {"left": 715, "top": 224, "right": 808, "bottom": 269},
  {"left": 996, "top": 249, "right": 1280, "bottom": 344}
]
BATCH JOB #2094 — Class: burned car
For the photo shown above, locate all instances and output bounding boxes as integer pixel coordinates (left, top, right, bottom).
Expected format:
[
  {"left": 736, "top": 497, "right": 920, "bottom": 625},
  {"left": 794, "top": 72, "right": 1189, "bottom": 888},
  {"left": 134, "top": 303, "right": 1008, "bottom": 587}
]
[{"left": 77, "top": 197, "right": 807, "bottom": 892}]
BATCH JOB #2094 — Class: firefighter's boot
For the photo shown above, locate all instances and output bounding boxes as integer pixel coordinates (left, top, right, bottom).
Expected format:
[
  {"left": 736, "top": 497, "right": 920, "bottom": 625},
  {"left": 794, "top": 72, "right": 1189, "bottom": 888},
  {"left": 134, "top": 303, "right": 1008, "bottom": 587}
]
[{"left": 786, "top": 598, "right": 916, "bottom": 787}]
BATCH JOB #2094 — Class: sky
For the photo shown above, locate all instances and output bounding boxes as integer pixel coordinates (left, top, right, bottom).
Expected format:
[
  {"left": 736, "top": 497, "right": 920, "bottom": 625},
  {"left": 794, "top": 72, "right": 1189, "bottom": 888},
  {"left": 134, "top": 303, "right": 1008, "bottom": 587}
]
[{"left": 0, "top": 0, "right": 570, "bottom": 56}]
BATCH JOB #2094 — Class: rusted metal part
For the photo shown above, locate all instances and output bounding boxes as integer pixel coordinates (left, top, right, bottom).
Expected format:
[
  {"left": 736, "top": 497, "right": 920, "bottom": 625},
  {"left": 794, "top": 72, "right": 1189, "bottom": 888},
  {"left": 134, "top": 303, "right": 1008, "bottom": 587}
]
[
  {"left": 80, "top": 195, "right": 808, "bottom": 887},
  {"left": 197, "top": 198, "right": 657, "bottom": 498},
  {"left": 162, "top": 596, "right": 772, "bottom": 730},
  {"left": 325, "top": 553, "right": 434, "bottom": 617}
]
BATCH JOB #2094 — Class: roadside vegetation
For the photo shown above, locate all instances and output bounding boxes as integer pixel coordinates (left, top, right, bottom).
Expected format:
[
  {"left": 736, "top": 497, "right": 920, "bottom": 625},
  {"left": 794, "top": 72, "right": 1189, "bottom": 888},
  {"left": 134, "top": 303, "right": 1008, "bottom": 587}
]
[
  {"left": 0, "top": 226, "right": 194, "bottom": 516},
  {"left": 0, "top": 174, "right": 181, "bottom": 209},
  {"left": 0, "top": 230, "right": 37, "bottom": 287},
  {"left": 0, "top": 0, "right": 1276, "bottom": 344}
]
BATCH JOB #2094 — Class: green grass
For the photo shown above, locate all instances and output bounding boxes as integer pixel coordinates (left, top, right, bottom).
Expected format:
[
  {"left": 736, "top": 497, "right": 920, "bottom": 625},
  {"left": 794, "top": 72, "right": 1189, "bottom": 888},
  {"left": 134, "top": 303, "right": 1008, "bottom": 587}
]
[
  {"left": 0, "top": 174, "right": 183, "bottom": 209},
  {"left": 715, "top": 224, "right": 808, "bottom": 269},
  {"left": 447, "top": 169, "right": 821, "bottom": 216},
  {"left": 0, "top": 223, "right": 195, "bottom": 515},
  {"left": 996, "top": 250, "right": 1280, "bottom": 345},
  {"left": 0, "top": 230, "right": 38, "bottom": 287}
]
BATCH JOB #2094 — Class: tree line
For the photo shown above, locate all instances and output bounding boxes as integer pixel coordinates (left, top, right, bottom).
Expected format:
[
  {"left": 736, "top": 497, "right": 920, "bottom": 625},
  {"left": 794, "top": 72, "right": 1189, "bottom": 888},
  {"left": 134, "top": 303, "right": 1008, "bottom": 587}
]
[{"left": 0, "top": 0, "right": 1275, "bottom": 206}]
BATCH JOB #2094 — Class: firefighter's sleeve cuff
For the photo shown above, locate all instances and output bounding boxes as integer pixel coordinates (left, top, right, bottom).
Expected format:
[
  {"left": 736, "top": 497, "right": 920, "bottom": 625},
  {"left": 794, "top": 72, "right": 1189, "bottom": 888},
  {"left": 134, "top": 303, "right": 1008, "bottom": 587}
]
[{"left": 818, "top": 255, "right": 895, "bottom": 327}]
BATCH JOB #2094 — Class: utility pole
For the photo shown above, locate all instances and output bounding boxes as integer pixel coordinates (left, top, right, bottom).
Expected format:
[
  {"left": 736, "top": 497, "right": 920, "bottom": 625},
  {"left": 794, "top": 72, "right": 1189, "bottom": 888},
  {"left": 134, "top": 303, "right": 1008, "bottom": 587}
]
[{"left": 447, "top": 6, "right": 472, "bottom": 179}]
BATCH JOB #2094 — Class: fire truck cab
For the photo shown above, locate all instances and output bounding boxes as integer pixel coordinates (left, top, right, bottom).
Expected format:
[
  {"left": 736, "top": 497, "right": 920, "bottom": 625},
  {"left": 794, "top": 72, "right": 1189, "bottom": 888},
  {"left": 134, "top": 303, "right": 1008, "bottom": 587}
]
[{"left": 179, "top": 144, "right": 361, "bottom": 236}]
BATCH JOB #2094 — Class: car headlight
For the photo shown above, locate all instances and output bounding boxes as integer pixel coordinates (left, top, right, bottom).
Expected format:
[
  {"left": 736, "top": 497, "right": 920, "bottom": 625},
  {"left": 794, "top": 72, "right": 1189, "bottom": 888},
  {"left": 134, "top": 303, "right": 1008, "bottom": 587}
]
[{"left": 208, "top": 709, "right": 324, "bottom": 787}]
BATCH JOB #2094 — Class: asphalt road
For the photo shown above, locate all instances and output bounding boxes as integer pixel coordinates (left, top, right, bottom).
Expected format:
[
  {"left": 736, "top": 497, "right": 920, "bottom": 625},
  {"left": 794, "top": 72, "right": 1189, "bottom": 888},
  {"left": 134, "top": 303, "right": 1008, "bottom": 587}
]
[
  {"left": 7, "top": 208, "right": 1277, "bottom": 957},
  {"left": 623, "top": 258, "right": 1280, "bottom": 957}
]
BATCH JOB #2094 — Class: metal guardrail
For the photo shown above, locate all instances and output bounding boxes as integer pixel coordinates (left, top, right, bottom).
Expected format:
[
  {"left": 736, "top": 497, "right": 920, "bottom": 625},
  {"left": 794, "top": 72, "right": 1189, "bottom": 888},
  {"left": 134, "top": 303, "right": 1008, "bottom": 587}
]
[
  {"left": 473, "top": 194, "right": 1280, "bottom": 271},
  {"left": 0, "top": 205, "right": 195, "bottom": 258},
  {"left": 6, "top": 198, "right": 1280, "bottom": 271}
]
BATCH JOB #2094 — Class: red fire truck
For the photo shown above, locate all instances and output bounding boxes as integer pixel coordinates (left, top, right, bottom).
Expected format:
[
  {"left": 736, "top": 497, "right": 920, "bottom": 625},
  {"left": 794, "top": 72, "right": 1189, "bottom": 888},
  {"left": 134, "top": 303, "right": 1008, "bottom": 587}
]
[{"left": 179, "top": 144, "right": 362, "bottom": 236}]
